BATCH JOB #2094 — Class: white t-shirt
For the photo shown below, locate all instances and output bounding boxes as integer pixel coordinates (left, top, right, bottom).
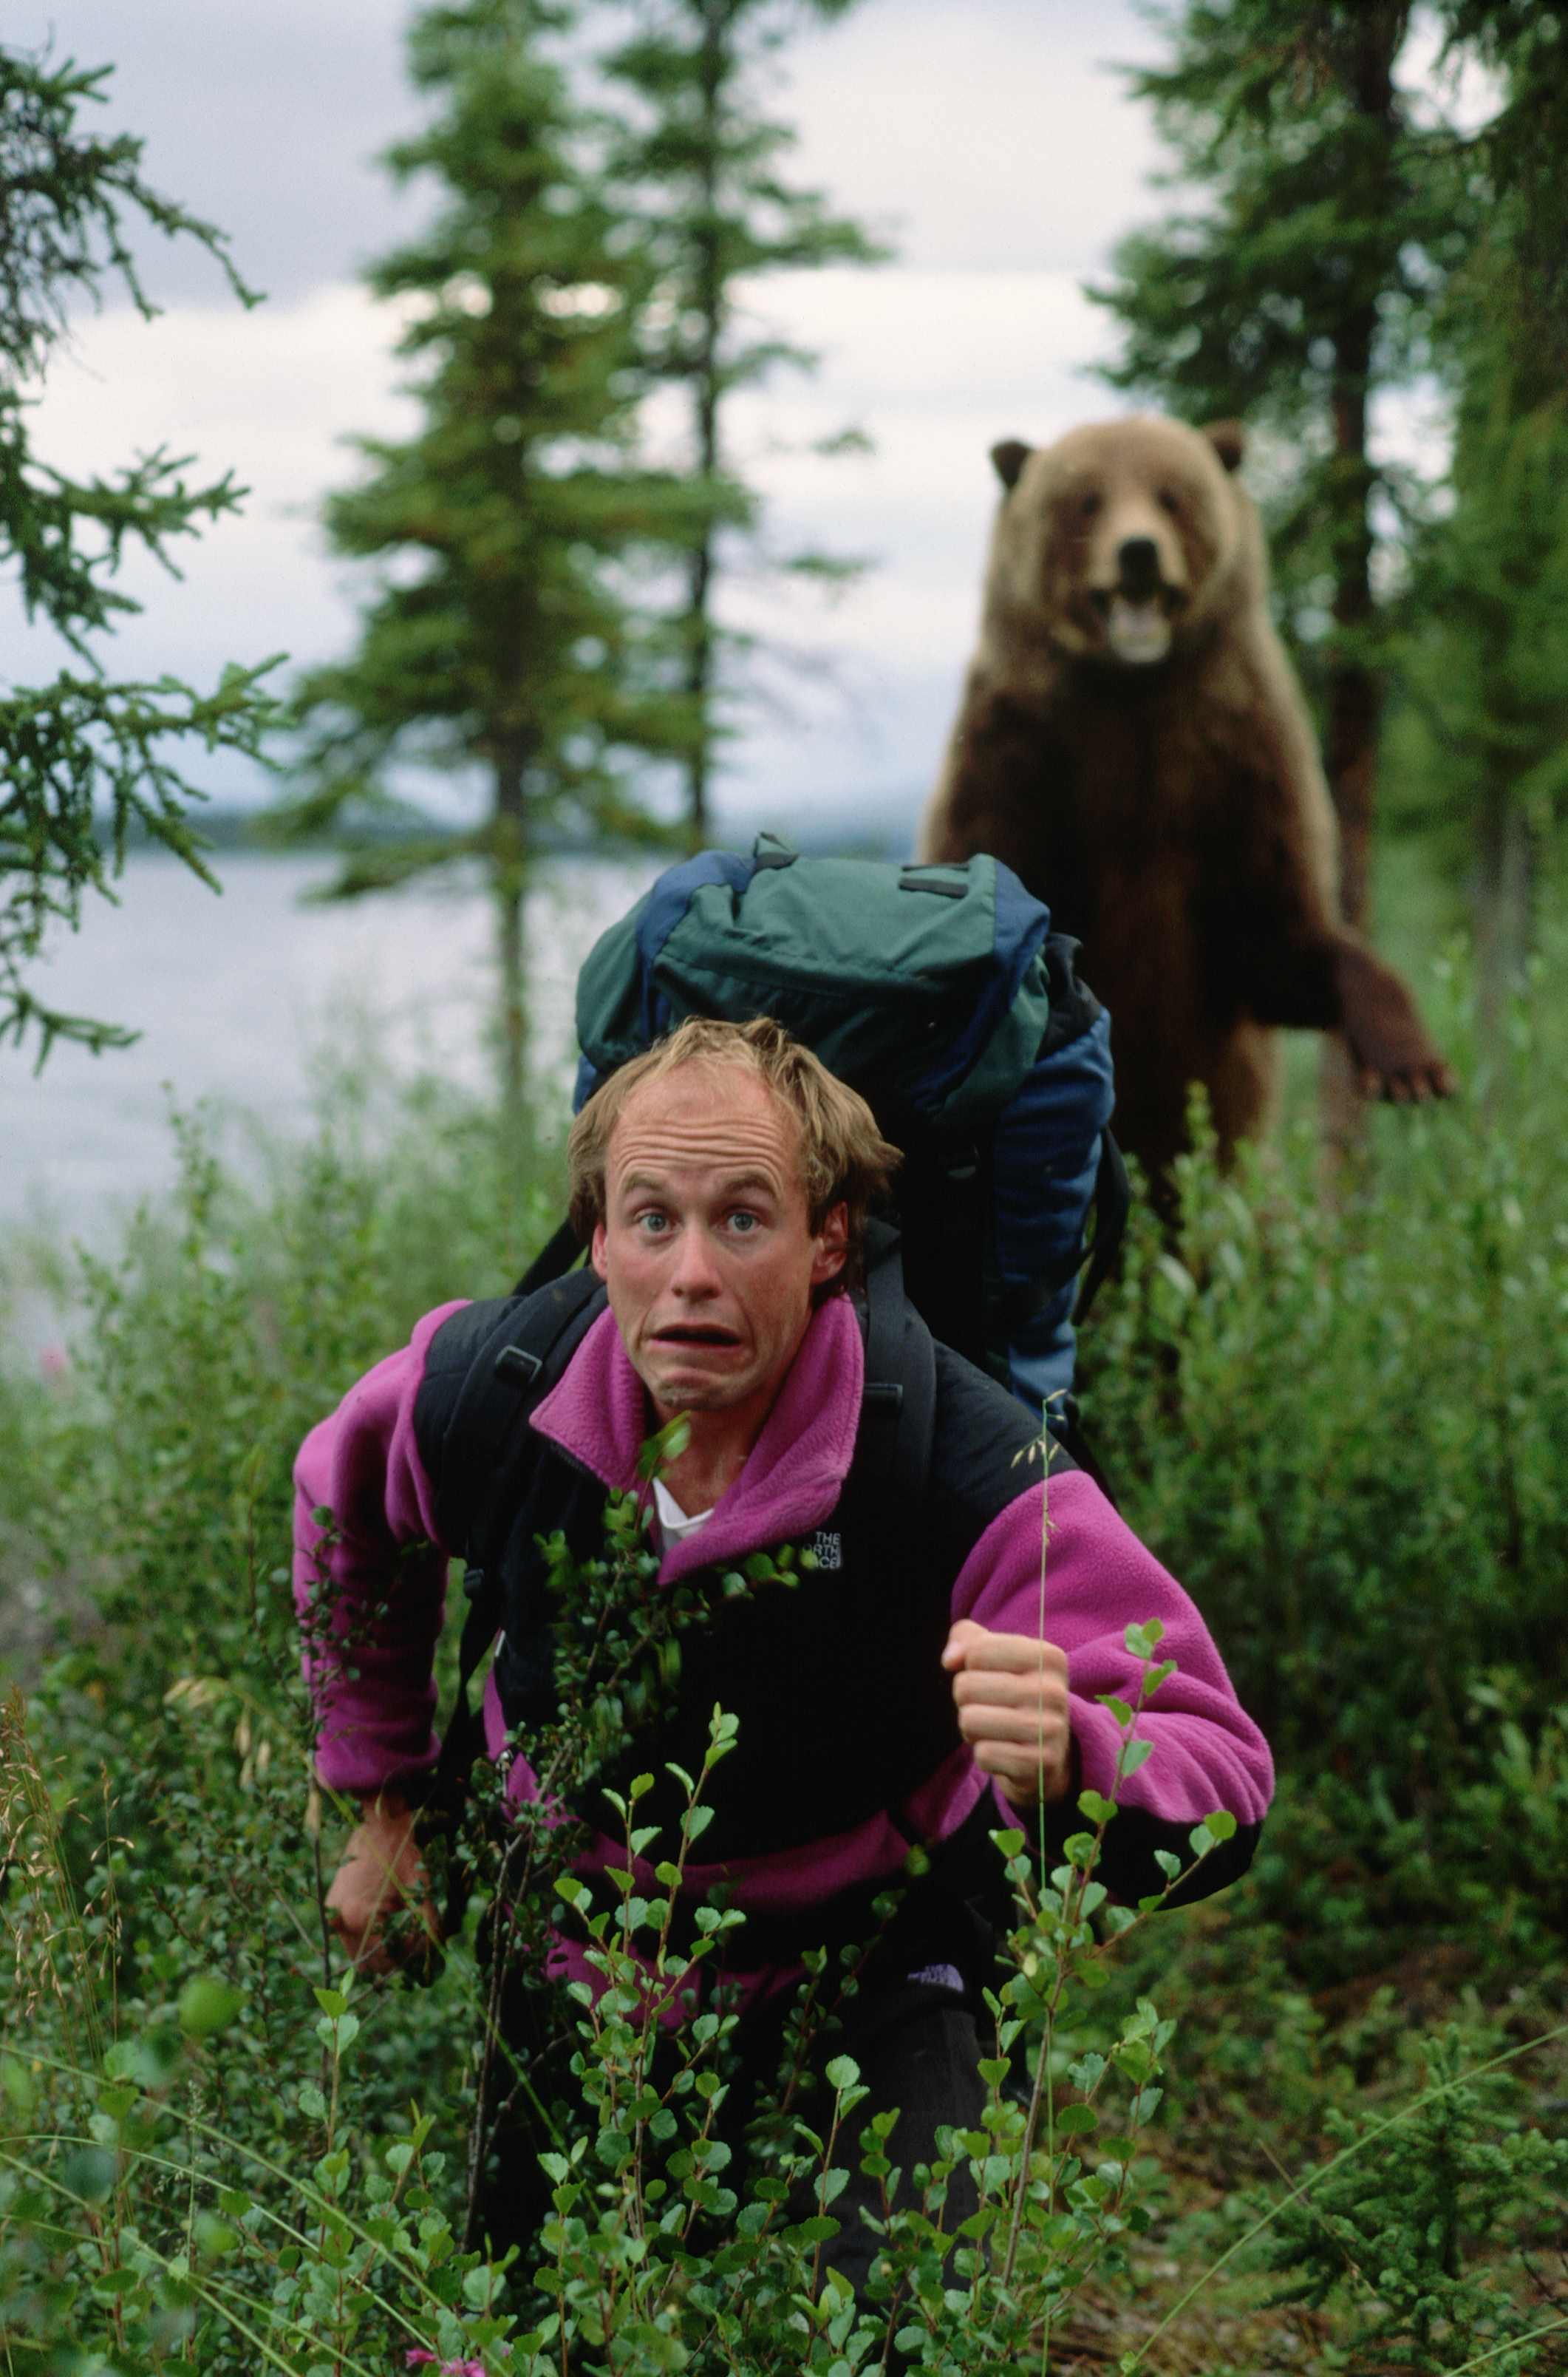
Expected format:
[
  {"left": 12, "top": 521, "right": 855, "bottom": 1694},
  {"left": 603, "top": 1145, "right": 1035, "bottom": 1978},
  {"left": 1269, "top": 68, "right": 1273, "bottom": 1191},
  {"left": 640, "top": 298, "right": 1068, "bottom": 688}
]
[{"left": 651, "top": 1476, "right": 713, "bottom": 1548}]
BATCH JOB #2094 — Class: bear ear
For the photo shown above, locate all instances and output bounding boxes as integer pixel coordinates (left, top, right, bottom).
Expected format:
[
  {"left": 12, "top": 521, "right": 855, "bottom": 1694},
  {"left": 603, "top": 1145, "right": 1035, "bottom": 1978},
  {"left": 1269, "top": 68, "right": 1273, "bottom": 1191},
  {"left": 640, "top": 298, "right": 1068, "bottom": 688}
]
[
  {"left": 1201, "top": 419, "right": 1246, "bottom": 474},
  {"left": 990, "top": 439, "right": 1032, "bottom": 492}
]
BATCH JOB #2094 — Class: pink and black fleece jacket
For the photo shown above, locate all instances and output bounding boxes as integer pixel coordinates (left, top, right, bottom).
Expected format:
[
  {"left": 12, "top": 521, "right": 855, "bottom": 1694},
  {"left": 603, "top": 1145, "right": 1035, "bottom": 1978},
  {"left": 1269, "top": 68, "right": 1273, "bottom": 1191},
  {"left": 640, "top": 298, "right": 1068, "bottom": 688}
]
[{"left": 294, "top": 1290, "right": 1272, "bottom": 1952}]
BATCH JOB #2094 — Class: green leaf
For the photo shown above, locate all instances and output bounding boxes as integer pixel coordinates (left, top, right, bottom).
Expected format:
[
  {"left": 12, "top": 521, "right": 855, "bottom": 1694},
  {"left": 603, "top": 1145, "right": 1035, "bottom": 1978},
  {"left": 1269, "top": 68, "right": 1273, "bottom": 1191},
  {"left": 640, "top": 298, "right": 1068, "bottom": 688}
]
[
  {"left": 1153, "top": 1849, "right": 1182, "bottom": 1880},
  {"left": 312, "top": 1987, "right": 348, "bottom": 2019},
  {"left": 1077, "top": 1789, "right": 1117, "bottom": 1826},
  {"left": 796, "top": 2214, "right": 839, "bottom": 2242},
  {"left": 1054, "top": 2103, "right": 1098, "bottom": 2136},
  {"left": 1124, "top": 1618, "right": 1166, "bottom": 1659},
  {"left": 1097, "top": 1695, "right": 1134, "bottom": 1729},
  {"left": 1203, "top": 1808, "right": 1237, "bottom": 1840},
  {"left": 825, "top": 2055, "right": 861, "bottom": 2092},
  {"left": 63, "top": 2146, "right": 117, "bottom": 2203},
  {"left": 0, "top": 2063, "right": 34, "bottom": 2120},
  {"left": 178, "top": 1976, "right": 243, "bottom": 2037},
  {"left": 1119, "top": 1738, "right": 1153, "bottom": 1776}
]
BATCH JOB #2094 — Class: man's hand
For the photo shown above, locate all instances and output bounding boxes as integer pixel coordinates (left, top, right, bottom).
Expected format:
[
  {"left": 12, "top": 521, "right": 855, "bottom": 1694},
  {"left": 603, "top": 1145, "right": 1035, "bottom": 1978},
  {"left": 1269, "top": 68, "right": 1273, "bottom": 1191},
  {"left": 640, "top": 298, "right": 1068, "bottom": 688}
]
[
  {"left": 942, "top": 1619, "right": 1073, "bottom": 1807},
  {"left": 324, "top": 1789, "right": 442, "bottom": 1971}
]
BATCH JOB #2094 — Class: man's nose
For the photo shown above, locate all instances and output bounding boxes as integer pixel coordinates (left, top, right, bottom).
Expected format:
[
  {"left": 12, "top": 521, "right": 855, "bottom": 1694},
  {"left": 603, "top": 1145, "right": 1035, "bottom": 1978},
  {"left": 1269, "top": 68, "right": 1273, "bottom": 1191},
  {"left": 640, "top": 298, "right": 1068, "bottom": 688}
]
[{"left": 669, "top": 1222, "right": 723, "bottom": 1296}]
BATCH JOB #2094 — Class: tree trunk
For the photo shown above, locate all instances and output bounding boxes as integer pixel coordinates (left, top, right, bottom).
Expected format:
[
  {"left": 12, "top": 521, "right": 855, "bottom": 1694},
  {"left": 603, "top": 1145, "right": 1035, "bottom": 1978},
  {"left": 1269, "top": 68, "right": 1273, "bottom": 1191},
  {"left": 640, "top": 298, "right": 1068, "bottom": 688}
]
[
  {"left": 1319, "top": 6, "right": 1405, "bottom": 1163},
  {"left": 1471, "top": 792, "right": 1532, "bottom": 1056},
  {"left": 1319, "top": 313, "right": 1383, "bottom": 1166},
  {"left": 681, "top": 0, "right": 726, "bottom": 851},
  {"left": 494, "top": 747, "right": 528, "bottom": 1117}
]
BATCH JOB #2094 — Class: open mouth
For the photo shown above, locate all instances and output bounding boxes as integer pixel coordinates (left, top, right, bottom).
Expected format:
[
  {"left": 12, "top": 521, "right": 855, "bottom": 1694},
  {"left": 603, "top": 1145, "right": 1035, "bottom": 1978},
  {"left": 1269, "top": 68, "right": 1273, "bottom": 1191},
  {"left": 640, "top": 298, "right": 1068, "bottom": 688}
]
[
  {"left": 1104, "top": 594, "right": 1173, "bottom": 664},
  {"left": 653, "top": 1325, "right": 742, "bottom": 1349}
]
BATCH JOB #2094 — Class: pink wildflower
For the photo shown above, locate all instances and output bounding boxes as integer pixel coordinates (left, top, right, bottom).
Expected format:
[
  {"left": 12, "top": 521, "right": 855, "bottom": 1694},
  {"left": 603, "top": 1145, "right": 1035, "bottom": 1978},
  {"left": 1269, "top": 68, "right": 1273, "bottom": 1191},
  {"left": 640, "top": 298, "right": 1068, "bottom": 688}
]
[{"left": 404, "top": 2353, "right": 485, "bottom": 2375}]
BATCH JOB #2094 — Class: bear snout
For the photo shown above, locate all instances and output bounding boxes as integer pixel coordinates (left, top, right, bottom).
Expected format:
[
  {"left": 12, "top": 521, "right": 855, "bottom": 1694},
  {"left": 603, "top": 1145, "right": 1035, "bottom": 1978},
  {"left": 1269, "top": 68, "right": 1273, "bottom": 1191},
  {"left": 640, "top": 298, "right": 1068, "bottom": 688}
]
[{"left": 1117, "top": 534, "right": 1162, "bottom": 599}]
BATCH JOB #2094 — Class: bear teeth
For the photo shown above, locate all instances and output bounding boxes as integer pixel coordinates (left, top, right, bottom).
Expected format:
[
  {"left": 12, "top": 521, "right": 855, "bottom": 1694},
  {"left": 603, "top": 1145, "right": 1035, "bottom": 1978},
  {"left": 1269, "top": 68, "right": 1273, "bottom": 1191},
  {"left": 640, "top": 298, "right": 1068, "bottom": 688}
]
[{"left": 1107, "top": 598, "right": 1173, "bottom": 664}]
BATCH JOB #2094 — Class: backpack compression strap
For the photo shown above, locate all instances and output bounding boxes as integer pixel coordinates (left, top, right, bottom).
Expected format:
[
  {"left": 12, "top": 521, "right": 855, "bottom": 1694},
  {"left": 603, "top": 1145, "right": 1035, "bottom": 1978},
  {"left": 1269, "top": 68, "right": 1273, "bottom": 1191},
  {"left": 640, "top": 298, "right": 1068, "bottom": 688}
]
[{"left": 1072, "top": 1130, "right": 1131, "bottom": 1327}]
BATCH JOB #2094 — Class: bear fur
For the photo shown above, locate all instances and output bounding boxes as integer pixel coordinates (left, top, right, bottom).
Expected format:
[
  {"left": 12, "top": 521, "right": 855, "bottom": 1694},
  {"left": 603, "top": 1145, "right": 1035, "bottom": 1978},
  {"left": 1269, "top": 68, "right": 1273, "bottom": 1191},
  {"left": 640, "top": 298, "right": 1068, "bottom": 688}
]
[{"left": 918, "top": 414, "right": 1453, "bottom": 1179}]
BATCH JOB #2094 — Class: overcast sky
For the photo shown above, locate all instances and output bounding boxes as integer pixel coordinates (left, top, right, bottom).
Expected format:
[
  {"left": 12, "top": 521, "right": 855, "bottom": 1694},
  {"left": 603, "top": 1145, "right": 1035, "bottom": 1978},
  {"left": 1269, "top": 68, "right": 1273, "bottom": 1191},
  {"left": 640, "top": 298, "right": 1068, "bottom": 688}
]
[{"left": 7, "top": 1, "right": 1191, "bottom": 829}]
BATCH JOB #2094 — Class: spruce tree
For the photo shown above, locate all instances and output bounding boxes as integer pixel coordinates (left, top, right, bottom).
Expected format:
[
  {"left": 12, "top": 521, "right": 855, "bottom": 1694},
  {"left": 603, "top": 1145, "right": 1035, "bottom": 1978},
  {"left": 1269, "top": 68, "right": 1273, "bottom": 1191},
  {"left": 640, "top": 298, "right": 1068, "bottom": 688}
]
[
  {"left": 1441, "top": 0, "right": 1568, "bottom": 369},
  {"left": 1400, "top": 213, "right": 1568, "bottom": 1025},
  {"left": 0, "top": 44, "right": 276, "bottom": 1062},
  {"left": 602, "top": 0, "right": 884, "bottom": 843},
  {"left": 284, "top": 0, "right": 692, "bottom": 1110},
  {"left": 1091, "top": 3, "right": 1468, "bottom": 942}
]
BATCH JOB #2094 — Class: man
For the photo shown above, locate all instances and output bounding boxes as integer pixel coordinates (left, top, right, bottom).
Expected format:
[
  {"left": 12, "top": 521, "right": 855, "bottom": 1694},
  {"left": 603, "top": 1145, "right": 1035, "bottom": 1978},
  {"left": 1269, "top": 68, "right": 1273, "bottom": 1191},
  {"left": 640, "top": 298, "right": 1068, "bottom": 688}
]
[{"left": 296, "top": 1016, "right": 1272, "bottom": 2276}]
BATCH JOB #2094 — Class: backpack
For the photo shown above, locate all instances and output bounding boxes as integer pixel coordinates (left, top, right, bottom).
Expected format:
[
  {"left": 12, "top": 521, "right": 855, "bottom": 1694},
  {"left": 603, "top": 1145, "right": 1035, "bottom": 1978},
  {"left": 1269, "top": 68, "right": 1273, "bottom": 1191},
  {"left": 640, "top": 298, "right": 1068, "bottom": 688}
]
[
  {"left": 415, "top": 843, "right": 1126, "bottom": 1921},
  {"left": 525, "top": 834, "right": 1126, "bottom": 1416}
]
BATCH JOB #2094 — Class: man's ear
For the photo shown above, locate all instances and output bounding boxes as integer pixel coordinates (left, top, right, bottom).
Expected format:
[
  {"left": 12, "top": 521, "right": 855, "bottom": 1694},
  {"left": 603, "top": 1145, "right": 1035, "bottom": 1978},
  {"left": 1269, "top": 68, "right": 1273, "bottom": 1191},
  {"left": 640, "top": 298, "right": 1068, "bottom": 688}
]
[
  {"left": 813, "top": 1203, "right": 849, "bottom": 1285},
  {"left": 590, "top": 1221, "right": 610, "bottom": 1281}
]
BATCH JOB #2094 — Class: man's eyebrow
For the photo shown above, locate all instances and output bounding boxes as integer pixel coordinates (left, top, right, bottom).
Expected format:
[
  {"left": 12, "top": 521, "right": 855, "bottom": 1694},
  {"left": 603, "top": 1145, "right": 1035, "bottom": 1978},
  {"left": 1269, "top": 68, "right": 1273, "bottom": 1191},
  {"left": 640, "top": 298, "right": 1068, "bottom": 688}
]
[{"left": 616, "top": 1166, "right": 784, "bottom": 1200}]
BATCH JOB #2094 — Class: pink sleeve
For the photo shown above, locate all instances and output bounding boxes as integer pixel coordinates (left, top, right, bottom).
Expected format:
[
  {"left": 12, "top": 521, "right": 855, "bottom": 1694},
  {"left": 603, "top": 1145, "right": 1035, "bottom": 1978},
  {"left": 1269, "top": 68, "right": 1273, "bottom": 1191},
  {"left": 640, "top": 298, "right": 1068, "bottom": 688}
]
[
  {"left": 951, "top": 1466, "right": 1274, "bottom": 1832},
  {"left": 293, "top": 1302, "right": 468, "bottom": 1795}
]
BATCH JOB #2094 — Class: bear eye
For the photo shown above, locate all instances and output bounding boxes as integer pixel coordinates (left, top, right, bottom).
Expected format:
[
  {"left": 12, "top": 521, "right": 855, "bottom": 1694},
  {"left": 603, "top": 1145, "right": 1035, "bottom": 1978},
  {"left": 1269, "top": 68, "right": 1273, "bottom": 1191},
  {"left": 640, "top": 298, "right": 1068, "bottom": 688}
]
[
  {"left": 1077, "top": 491, "right": 1101, "bottom": 520},
  {"left": 1157, "top": 489, "right": 1181, "bottom": 516}
]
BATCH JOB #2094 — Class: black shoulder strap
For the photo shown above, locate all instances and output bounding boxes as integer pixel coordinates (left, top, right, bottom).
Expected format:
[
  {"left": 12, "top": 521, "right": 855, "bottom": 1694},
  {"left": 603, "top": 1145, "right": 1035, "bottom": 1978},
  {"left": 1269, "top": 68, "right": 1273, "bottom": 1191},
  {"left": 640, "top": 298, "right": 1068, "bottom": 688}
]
[
  {"left": 423, "top": 1270, "right": 606, "bottom": 1834},
  {"left": 435, "top": 1268, "right": 605, "bottom": 1558},
  {"left": 857, "top": 1218, "right": 937, "bottom": 1518},
  {"left": 511, "top": 1214, "right": 582, "bottom": 1299}
]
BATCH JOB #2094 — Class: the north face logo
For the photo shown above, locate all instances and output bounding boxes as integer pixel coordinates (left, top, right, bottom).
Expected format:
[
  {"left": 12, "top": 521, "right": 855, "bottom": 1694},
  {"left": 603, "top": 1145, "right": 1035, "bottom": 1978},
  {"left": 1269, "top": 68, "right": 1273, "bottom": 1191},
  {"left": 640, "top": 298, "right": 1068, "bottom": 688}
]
[{"left": 811, "top": 1530, "right": 842, "bottom": 1571}]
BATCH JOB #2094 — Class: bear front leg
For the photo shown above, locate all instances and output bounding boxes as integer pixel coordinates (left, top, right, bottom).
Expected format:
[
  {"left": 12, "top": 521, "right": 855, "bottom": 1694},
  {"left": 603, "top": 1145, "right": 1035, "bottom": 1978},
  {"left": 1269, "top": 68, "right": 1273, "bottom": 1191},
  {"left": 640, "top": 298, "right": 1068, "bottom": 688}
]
[{"left": 1331, "top": 937, "right": 1456, "bottom": 1104}]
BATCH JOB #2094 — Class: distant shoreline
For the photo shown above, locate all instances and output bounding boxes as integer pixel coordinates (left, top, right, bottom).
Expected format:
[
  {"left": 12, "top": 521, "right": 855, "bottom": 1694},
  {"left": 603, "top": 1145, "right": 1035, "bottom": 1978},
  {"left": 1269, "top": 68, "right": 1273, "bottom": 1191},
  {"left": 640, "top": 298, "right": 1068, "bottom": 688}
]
[{"left": 96, "top": 795, "right": 921, "bottom": 863}]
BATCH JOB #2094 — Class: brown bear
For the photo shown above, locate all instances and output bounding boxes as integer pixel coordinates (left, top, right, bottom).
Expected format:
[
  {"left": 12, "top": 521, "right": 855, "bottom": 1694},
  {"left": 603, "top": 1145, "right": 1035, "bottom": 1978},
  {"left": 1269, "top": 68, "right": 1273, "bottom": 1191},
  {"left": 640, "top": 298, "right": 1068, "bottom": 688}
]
[{"left": 918, "top": 414, "right": 1453, "bottom": 1180}]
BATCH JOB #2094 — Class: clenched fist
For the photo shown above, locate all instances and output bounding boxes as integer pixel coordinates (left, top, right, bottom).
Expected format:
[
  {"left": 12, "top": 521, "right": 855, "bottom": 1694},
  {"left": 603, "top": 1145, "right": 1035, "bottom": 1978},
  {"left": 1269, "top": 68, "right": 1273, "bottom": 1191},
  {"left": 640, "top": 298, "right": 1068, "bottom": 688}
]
[{"left": 942, "top": 1619, "right": 1074, "bottom": 1807}]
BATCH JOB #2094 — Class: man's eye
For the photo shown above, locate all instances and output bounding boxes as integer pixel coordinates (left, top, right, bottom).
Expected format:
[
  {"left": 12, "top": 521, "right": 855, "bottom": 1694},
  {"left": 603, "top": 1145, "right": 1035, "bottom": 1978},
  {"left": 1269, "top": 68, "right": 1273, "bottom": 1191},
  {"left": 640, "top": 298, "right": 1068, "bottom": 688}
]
[
  {"left": 635, "top": 1211, "right": 671, "bottom": 1234},
  {"left": 726, "top": 1210, "right": 762, "bottom": 1234}
]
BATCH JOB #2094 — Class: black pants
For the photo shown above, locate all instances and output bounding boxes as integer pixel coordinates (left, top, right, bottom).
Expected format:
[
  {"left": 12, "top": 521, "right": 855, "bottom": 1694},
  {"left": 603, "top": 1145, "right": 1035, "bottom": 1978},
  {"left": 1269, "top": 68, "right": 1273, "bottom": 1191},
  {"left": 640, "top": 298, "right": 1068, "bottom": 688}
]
[{"left": 475, "top": 1961, "right": 988, "bottom": 2294}]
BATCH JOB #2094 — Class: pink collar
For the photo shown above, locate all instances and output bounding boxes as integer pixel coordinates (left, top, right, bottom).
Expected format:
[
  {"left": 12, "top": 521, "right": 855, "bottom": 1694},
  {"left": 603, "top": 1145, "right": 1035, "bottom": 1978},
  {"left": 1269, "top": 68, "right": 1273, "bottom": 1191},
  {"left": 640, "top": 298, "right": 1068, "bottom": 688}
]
[{"left": 530, "top": 1294, "right": 865, "bottom": 1581}]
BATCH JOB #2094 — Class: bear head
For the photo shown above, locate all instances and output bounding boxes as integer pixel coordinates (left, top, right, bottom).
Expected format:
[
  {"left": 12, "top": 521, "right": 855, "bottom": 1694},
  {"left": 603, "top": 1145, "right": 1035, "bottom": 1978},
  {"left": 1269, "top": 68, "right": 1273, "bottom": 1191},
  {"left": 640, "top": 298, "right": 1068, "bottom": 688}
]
[{"left": 980, "top": 415, "right": 1252, "bottom": 674}]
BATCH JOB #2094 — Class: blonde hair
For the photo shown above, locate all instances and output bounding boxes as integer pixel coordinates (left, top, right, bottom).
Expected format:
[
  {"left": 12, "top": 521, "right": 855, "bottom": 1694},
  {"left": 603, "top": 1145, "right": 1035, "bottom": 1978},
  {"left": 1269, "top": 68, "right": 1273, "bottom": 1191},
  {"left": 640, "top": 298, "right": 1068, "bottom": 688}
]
[{"left": 566, "top": 1015, "right": 901, "bottom": 1290}]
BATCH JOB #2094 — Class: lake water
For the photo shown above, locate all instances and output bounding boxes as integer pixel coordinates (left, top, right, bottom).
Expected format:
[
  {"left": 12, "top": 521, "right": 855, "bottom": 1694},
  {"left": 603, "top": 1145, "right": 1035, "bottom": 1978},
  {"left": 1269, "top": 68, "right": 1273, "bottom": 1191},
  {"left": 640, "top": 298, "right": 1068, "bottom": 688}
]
[{"left": 1, "top": 850, "right": 662, "bottom": 1242}]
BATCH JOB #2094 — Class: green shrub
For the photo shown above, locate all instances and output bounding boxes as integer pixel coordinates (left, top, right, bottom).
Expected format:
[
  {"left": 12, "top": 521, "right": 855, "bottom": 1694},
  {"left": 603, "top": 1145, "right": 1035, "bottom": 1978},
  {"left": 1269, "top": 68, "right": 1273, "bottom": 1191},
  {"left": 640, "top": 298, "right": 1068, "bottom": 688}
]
[{"left": 1078, "top": 928, "right": 1568, "bottom": 1975}]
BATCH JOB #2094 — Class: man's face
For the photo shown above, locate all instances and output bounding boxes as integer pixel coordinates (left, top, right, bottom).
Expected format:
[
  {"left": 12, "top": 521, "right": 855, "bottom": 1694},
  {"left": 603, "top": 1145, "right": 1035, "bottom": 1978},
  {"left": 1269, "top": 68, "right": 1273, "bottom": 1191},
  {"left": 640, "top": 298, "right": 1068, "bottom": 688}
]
[{"left": 590, "top": 1059, "right": 847, "bottom": 1421}]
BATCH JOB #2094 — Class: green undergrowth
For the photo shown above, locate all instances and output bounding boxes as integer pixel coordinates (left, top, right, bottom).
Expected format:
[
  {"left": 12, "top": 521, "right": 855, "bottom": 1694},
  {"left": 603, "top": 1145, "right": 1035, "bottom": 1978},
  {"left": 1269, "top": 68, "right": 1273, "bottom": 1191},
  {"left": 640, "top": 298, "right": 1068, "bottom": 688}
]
[{"left": 2, "top": 904, "right": 1568, "bottom": 2369}]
